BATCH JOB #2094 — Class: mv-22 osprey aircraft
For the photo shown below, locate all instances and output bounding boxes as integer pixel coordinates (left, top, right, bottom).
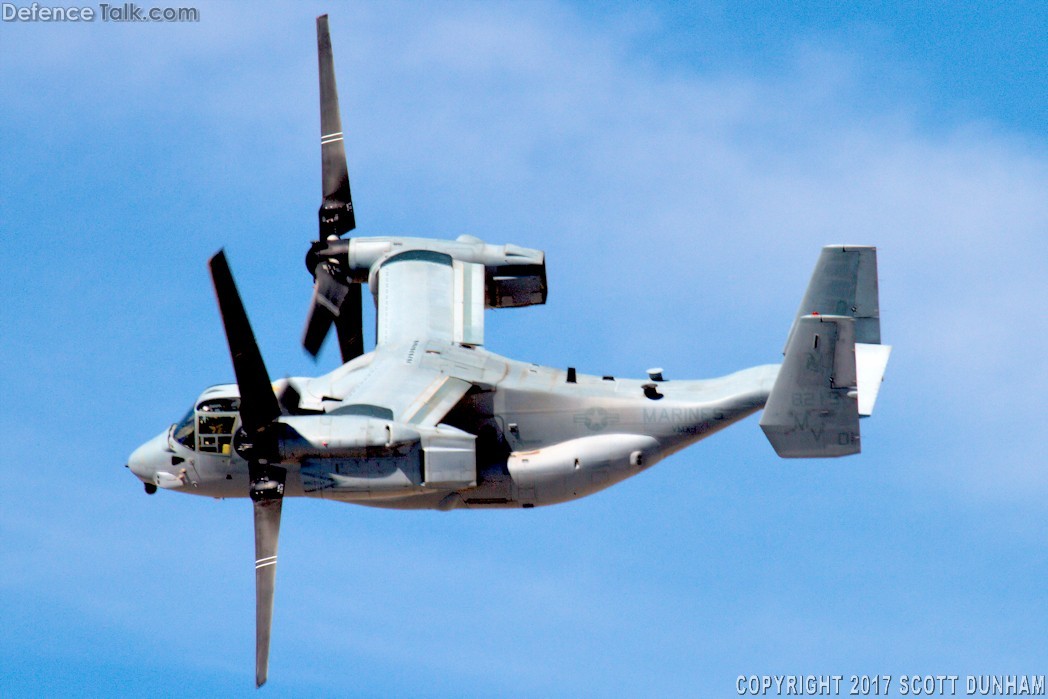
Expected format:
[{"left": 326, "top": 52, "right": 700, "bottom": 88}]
[{"left": 128, "top": 15, "right": 892, "bottom": 687}]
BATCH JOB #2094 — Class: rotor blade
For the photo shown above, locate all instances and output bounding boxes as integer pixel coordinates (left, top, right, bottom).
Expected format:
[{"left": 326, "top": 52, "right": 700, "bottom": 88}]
[
  {"left": 302, "top": 297, "right": 335, "bottom": 359},
  {"left": 251, "top": 464, "right": 285, "bottom": 689},
  {"left": 317, "top": 14, "right": 355, "bottom": 238},
  {"left": 301, "top": 264, "right": 363, "bottom": 362},
  {"left": 277, "top": 381, "right": 301, "bottom": 415},
  {"left": 301, "top": 263, "right": 342, "bottom": 357},
  {"left": 209, "top": 251, "right": 281, "bottom": 434},
  {"left": 335, "top": 283, "right": 364, "bottom": 363}
]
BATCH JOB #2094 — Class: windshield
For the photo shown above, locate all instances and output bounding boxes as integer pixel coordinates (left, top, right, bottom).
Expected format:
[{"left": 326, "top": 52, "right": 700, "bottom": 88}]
[{"left": 172, "top": 406, "right": 196, "bottom": 448}]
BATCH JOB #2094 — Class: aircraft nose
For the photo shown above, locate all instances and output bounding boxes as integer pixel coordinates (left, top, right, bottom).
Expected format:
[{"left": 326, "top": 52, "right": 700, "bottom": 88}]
[{"left": 128, "top": 430, "right": 171, "bottom": 484}]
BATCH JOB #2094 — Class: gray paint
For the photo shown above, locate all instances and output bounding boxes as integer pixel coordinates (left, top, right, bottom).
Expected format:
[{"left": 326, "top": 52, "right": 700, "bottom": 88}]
[{"left": 129, "top": 240, "right": 887, "bottom": 509}]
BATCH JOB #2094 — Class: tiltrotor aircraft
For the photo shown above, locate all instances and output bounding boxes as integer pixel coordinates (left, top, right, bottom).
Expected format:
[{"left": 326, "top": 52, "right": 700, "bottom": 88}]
[{"left": 128, "top": 15, "right": 891, "bottom": 687}]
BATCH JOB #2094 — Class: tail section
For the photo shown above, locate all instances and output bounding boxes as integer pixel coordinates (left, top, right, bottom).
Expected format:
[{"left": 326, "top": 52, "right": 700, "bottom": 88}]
[
  {"left": 761, "top": 313, "right": 862, "bottom": 457},
  {"left": 760, "top": 246, "right": 891, "bottom": 458}
]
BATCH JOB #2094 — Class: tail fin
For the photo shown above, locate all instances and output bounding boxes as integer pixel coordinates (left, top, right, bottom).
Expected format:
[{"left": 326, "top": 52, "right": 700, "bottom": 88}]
[{"left": 760, "top": 246, "right": 891, "bottom": 458}]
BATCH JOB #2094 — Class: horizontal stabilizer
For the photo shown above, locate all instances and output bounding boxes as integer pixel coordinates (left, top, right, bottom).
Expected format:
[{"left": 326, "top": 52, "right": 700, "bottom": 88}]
[
  {"left": 760, "top": 315, "right": 861, "bottom": 458},
  {"left": 855, "top": 342, "right": 891, "bottom": 416}
]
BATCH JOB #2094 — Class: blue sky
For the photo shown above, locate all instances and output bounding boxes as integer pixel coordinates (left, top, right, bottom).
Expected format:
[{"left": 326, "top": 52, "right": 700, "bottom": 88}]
[{"left": 1, "top": 1, "right": 1046, "bottom": 696}]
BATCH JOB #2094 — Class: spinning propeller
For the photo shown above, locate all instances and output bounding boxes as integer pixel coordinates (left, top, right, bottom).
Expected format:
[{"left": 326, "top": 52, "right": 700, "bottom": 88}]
[
  {"left": 302, "top": 14, "right": 364, "bottom": 363},
  {"left": 207, "top": 16, "right": 362, "bottom": 686},
  {"left": 209, "top": 250, "right": 285, "bottom": 687}
]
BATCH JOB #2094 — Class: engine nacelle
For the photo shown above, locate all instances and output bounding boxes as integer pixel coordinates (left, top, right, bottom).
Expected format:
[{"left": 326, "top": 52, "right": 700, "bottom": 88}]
[
  {"left": 310, "top": 235, "right": 547, "bottom": 308},
  {"left": 508, "top": 434, "right": 660, "bottom": 507},
  {"left": 485, "top": 252, "right": 547, "bottom": 308}
]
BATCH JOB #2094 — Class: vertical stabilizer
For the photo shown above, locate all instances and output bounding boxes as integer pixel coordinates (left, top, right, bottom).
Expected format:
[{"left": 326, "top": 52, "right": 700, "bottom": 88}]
[
  {"left": 761, "top": 315, "right": 861, "bottom": 457},
  {"left": 761, "top": 245, "right": 890, "bottom": 458},
  {"left": 785, "top": 245, "right": 880, "bottom": 350}
]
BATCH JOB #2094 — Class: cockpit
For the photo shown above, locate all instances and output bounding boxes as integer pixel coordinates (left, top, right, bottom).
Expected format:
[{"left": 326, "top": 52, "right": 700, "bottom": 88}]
[{"left": 172, "top": 394, "right": 241, "bottom": 455}]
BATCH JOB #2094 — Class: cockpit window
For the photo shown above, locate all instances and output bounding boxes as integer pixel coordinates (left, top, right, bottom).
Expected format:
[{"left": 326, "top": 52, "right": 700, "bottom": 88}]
[
  {"left": 173, "top": 407, "right": 196, "bottom": 448},
  {"left": 171, "top": 398, "right": 241, "bottom": 455},
  {"left": 196, "top": 398, "right": 240, "bottom": 455}
]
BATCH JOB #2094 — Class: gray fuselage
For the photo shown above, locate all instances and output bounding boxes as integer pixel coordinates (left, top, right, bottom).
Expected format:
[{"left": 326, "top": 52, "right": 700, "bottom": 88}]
[{"left": 129, "top": 339, "right": 779, "bottom": 510}]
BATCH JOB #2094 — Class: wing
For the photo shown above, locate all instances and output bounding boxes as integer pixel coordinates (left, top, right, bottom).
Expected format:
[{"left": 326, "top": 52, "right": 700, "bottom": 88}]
[{"left": 304, "top": 349, "right": 474, "bottom": 428}]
